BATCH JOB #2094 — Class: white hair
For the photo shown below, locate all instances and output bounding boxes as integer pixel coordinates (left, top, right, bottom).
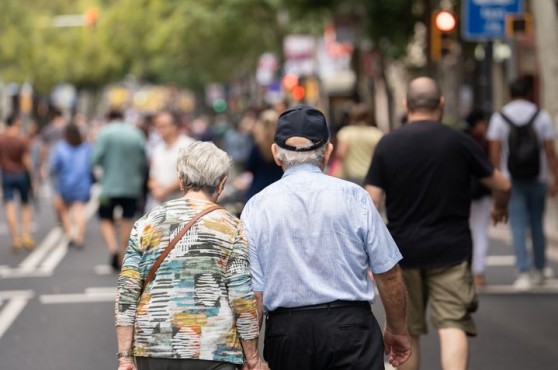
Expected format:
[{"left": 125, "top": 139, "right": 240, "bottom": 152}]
[
  {"left": 176, "top": 141, "right": 231, "bottom": 194},
  {"left": 275, "top": 142, "right": 327, "bottom": 168}
]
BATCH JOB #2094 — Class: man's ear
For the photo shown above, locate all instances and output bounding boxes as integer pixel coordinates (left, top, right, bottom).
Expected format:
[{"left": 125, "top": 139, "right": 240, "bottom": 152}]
[
  {"left": 324, "top": 143, "right": 334, "bottom": 165},
  {"left": 271, "top": 143, "right": 283, "bottom": 167},
  {"left": 217, "top": 176, "right": 228, "bottom": 195}
]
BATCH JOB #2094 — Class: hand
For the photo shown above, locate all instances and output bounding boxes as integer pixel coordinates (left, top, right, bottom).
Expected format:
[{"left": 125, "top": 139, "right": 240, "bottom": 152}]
[
  {"left": 490, "top": 204, "right": 509, "bottom": 225},
  {"left": 241, "top": 357, "right": 270, "bottom": 370},
  {"left": 383, "top": 327, "right": 412, "bottom": 368},
  {"left": 549, "top": 181, "right": 558, "bottom": 197},
  {"left": 117, "top": 357, "right": 136, "bottom": 370}
]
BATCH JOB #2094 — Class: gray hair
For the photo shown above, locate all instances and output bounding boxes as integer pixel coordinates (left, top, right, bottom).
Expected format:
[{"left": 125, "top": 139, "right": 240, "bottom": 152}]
[
  {"left": 177, "top": 141, "right": 232, "bottom": 194},
  {"left": 275, "top": 142, "right": 327, "bottom": 168}
]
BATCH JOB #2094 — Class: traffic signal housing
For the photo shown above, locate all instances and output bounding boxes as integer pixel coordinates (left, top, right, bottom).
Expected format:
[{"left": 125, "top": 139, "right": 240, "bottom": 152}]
[{"left": 431, "top": 11, "right": 457, "bottom": 61}]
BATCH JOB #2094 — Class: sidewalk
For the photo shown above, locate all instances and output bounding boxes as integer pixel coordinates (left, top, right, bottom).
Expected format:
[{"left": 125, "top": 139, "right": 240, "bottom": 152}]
[{"left": 489, "top": 198, "right": 558, "bottom": 262}]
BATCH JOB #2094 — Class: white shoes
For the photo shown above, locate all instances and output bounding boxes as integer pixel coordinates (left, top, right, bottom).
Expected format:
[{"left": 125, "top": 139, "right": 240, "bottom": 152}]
[
  {"left": 513, "top": 273, "right": 532, "bottom": 291},
  {"left": 513, "top": 268, "right": 553, "bottom": 290}
]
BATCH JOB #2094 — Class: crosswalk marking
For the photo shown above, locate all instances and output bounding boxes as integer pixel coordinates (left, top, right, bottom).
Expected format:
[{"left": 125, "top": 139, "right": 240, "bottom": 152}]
[
  {"left": 0, "top": 290, "right": 34, "bottom": 339},
  {"left": 40, "top": 287, "right": 115, "bottom": 304}
]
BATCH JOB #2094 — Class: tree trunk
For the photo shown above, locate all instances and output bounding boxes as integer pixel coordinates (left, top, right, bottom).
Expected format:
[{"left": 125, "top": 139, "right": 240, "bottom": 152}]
[
  {"left": 378, "top": 52, "right": 395, "bottom": 130},
  {"left": 531, "top": 1, "right": 558, "bottom": 121}
]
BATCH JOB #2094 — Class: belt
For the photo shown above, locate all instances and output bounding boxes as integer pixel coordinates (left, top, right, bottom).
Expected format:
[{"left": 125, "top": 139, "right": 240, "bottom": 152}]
[{"left": 269, "top": 300, "right": 370, "bottom": 316}]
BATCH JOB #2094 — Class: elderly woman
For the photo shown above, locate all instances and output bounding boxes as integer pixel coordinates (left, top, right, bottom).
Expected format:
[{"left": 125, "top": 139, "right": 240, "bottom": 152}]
[{"left": 115, "top": 141, "right": 268, "bottom": 370}]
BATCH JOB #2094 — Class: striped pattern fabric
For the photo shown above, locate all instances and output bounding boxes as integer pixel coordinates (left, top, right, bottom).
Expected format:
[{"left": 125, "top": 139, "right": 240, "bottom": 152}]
[{"left": 115, "top": 198, "right": 259, "bottom": 364}]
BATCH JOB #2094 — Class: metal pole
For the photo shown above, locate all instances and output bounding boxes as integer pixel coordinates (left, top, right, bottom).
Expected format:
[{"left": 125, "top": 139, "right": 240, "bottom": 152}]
[{"left": 482, "top": 41, "right": 493, "bottom": 113}]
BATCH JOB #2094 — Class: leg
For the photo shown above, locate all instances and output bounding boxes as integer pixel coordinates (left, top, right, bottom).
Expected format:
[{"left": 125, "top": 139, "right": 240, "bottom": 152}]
[
  {"left": 439, "top": 328, "right": 468, "bottom": 370},
  {"left": 427, "top": 262, "right": 476, "bottom": 370},
  {"left": 469, "top": 196, "right": 492, "bottom": 286},
  {"left": 100, "top": 220, "right": 118, "bottom": 254},
  {"left": 397, "top": 336, "right": 420, "bottom": 370},
  {"left": 17, "top": 174, "right": 35, "bottom": 250},
  {"left": 4, "top": 201, "right": 20, "bottom": 249},
  {"left": 72, "top": 201, "right": 87, "bottom": 246},
  {"left": 508, "top": 183, "right": 530, "bottom": 273},
  {"left": 526, "top": 182, "right": 547, "bottom": 271},
  {"left": 118, "top": 218, "right": 134, "bottom": 258},
  {"left": 58, "top": 199, "right": 72, "bottom": 240}
]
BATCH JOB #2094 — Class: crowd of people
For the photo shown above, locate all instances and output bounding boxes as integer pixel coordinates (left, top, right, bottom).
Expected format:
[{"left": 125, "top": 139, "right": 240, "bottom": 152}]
[{"left": 1, "top": 74, "right": 557, "bottom": 370}]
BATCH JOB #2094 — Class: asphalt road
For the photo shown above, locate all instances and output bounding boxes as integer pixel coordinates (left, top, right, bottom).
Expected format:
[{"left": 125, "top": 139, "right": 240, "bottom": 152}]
[{"left": 1, "top": 189, "right": 557, "bottom": 370}]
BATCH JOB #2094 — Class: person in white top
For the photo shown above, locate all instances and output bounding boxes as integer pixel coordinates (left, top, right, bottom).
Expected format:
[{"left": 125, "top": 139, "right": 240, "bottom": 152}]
[
  {"left": 147, "top": 111, "right": 194, "bottom": 211},
  {"left": 487, "top": 77, "right": 558, "bottom": 290}
]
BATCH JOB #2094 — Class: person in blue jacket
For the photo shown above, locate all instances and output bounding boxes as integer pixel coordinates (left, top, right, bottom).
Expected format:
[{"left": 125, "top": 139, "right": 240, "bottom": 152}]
[{"left": 51, "top": 122, "right": 93, "bottom": 249}]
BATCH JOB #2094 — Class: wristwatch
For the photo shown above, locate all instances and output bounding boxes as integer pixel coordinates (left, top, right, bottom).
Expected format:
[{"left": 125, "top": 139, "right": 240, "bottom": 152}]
[{"left": 117, "top": 350, "right": 133, "bottom": 359}]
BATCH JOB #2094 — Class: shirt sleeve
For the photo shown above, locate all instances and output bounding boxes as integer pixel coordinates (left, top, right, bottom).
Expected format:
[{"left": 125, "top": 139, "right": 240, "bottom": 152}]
[
  {"left": 91, "top": 131, "right": 106, "bottom": 167},
  {"left": 225, "top": 221, "right": 259, "bottom": 340},
  {"left": 364, "top": 137, "right": 387, "bottom": 188},
  {"left": 486, "top": 112, "right": 506, "bottom": 141},
  {"left": 115, "top": 220, "right": 143, "bottom": 327},
  {"left": 538, "top": 111, "right": 557, "bottom": 140},
  {"left": 240, "top": 201, "right": 264, "bottom": 292},
  {"left": 361, "top": 192, "right": 402, "bottom": 274}
]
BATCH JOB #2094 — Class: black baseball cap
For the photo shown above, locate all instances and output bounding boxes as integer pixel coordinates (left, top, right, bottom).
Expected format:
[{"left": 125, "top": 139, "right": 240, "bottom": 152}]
[{"left": 274, "top": 105, "right": 329, "bottom": 152}]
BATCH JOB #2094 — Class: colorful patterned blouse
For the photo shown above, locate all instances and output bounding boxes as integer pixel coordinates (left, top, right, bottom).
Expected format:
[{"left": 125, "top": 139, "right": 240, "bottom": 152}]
[{"left": 115, "top": 198, "right": 259, "bottom": 364}]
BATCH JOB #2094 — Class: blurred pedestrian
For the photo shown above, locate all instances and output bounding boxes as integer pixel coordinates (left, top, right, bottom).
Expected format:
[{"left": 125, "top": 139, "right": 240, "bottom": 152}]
[
  {"left": 242, "top": 109, "right": 283, "bottom": 202},
  {"left": 146, "top": 111, "right": 194, "bottom": 211},
  {"left": 332, "top": 103, "right": 383, "bottom": 185},
  {"left": 115, "top": 141, "right": 267, "bottom": 370},
  {"left": 50, "top": 123, "right": 93, "bottom": 249},
  {"left": 464, "top": 110, "right": 492, "bottom": 289},
  {"left": 365, "top": 77, "right": 511, "bottom": 370},
  {"left": 242, "top": 105, "right": 412, "bottom": 370},
  {"left": 92, "top": 110, "right": 147, "bottom": 271},
  {"left": 487, "top": 77, "right": 558, "bottom": 289},
  {"left": 0, "top": 113, "right": 35, "bottom": 251}
]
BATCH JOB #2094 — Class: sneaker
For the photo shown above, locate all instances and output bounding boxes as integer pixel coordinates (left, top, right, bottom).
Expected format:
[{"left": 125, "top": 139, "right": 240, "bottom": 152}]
[
  {"left": 513, "top": 273, "right": 531, "bottom": 291},
  {"left": 543, "top": 267, "right": 554, "bottom": 279},
  {"left": 531, "top": 270, "right": 545, "bottom": 286}
]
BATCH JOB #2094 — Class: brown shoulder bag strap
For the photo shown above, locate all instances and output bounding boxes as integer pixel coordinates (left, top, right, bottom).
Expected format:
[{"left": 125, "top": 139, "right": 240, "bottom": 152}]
[{"left": 141, "top": 204, "right": 223, "bottom": 294}]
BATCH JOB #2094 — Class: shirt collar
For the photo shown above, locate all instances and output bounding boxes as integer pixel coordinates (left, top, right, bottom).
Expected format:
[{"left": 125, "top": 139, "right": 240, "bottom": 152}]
[{"left": 282, "top": 163, "right": 322, "bottom": 178}]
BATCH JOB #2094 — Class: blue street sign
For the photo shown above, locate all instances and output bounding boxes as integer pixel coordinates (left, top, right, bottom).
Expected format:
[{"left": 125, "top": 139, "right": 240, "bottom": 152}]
[{"left": 463, "top": 0, "right": 523, "bottom": 40}]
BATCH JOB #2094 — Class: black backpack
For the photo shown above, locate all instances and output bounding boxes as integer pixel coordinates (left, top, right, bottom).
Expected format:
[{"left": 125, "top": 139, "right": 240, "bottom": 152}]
[{"left": 500, "top": 109, "right": 540, "bottom": 180}]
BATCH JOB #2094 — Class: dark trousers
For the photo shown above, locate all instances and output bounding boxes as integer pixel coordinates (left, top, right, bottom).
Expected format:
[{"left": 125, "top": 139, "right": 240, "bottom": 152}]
[
  {"left": 135, "top": 357, "right": 236, "bottom": 370},
  {"left": 264, "top": 301, "right": 385, "bottom": 370}
]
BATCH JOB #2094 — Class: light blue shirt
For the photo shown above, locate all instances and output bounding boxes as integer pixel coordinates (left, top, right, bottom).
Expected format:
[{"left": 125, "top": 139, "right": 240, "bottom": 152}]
[{"left": 241, "top": 164, "right": 402, "bottom": 312}]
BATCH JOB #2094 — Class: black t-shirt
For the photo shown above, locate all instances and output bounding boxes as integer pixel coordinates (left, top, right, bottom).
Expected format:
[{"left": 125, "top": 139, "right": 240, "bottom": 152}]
[{"left": 365, "top": 120, "right": 494, "bottom": 268}]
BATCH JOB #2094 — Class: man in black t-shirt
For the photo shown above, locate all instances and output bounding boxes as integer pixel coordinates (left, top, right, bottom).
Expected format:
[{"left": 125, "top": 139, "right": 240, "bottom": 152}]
[{"left": 365, "top": 77, "right": 511, "bottom": 370}]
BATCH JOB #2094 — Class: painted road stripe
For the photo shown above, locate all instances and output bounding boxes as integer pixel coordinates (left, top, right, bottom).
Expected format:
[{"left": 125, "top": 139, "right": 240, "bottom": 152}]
[
  {"left": 0, "top": 290, "right": 34, "bottom": 339},
  {"left": 18, "top": 228, "right": 63, "bottom": 270},
  {"left": 40, "top": 288, "right": 115, "bottom": 304},
  {"left": 486, "top": 255, "right": 515, "bottom": 266}
]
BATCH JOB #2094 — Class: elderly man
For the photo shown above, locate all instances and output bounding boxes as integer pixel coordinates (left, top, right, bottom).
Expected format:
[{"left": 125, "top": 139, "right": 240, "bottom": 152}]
[
  {"left": 365, "top": 77, "right": 511, "bottom": 370},
  {"left": 241, "top": 105, "right": 411, "bottom": 370}
]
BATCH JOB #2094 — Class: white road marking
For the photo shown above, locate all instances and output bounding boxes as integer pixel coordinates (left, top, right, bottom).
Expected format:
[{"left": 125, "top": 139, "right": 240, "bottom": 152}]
[
  {"left": 94, "top": 265, "right": 115, "bottom": 276},
  {"left": 18, "top": 228, "right": 63, "bottom": 270},
  {"left": 480, "top": 279, "right": 558, "bottom": 294},
  {"left": 0, "top": 290, "right": 34, "bottom": 339},
  {"left": 40, "top": 288, "right": 116, "bottom": 304},
  {"left": 486, "top": 255, "right": 515, "bottom": 266}
]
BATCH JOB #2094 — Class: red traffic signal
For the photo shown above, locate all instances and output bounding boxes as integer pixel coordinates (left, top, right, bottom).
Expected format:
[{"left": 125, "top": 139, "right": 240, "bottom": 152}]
[{"left": 435, "top": 11, "right": 456, "bottom": 32}]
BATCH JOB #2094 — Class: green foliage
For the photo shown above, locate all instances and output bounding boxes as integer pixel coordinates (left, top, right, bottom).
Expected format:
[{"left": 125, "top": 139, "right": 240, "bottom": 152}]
[{"left": 0, "top": 0, "right": 420, "bottom": 93}]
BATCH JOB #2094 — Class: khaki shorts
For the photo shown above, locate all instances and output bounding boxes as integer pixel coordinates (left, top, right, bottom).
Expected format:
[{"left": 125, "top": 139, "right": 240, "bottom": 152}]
[{"left": 402, "top": 261, "right": 478, "bottom": 337}]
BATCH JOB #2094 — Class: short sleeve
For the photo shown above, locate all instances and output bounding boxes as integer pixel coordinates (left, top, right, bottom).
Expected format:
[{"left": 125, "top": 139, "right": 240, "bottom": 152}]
[
  {"left": 538, "top": 111, "right": 557, "bottom": 140},
  {"left": 364, "top": 137, "right": 387, "bottom": 188},
  {"left": 486, "top": 112, "right": 507, "bottom": 141}
]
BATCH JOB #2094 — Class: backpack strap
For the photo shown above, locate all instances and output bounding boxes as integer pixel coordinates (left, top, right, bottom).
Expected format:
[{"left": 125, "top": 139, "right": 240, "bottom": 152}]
[
  {"left": 140, "top": 204, "right": 223, "bottom": 294},
  {"left": 500, "top": 108, "right": 540, "bottom": 127}
]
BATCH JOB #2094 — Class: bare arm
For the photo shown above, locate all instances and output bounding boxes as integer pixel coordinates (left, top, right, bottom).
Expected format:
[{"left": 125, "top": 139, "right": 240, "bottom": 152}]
[
  {"left": 240, "top": 292, "right": 268, "bottom": 370},
  {"left": 365, "top": 184, "right": 384, "bottom": 211},
  {"left": 543, "top": 140, "right": 558, "bottom": 196},
  {"left": 115, "top": 326, "right": 136, "bottom": 370},
  {"left": 374, "top": 265, "right": 412, "bottom": 367},
  {"left": 489, "top": 140, "right": 502, "bottom": 169},
  {"left": 480, "top": 169, "right": 512, "bottom": 224},
  {"left": 254, "top": 291, "right": 264, "bottom": 329}
]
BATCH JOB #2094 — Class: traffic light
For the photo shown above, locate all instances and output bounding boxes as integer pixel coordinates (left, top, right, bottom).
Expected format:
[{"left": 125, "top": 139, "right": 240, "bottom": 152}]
[
  {"left": 84, "top": 8, "right": 98, "bottom": 28},
  {"left": 431, "top": 11, "right": 457, "bottom": 61},
  {"left": 506, "top": 13, "right": 533, "bottom": 38}
]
